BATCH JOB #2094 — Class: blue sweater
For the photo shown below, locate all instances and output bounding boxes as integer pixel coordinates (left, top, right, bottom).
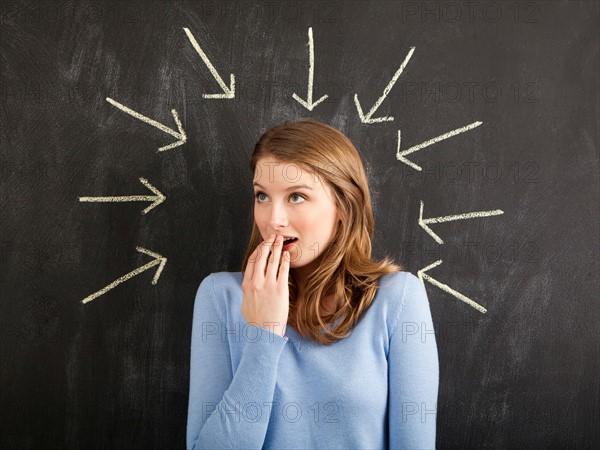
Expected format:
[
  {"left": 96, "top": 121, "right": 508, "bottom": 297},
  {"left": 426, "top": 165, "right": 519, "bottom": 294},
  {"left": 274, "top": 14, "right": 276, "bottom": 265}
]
[{"left": 186, "top": 271, "right": 439, "bottom": 450}]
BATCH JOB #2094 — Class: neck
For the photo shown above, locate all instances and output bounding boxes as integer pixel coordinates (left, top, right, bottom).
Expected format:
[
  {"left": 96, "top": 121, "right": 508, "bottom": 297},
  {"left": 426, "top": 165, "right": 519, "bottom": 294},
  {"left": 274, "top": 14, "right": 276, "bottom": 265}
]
[{"left": 293, "top": 277, "right": 339, "bottom": 319}]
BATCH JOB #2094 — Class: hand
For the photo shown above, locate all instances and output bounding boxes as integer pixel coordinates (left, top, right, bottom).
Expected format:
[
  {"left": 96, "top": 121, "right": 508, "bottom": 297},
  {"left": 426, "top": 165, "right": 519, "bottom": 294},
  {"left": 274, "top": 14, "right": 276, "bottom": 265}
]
[{"left": 241, "top": 234, "right": 290, "bottom": 337}]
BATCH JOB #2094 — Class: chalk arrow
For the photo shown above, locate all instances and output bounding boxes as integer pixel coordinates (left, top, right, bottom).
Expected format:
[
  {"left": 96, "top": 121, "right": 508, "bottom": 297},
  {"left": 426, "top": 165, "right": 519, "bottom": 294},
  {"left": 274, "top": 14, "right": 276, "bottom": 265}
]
[
  {"left": 396, "top": 121, "right": 483, "bottom": 171},
  {"left": 183, "top": 27, "right": 235, "bottom": 99},
  {"left": 106, "top": 97, "right": 186, "bottom": 152},
  {"left": 81, "top": 247, "right": 167, "bottom": 304},
  {"left": 419, "top": 201, "right": 504, "bottom": 245},
  {"left": 418, "top": 260, "right": 488, "bottom": 314},
  {"left": 78, "top": 177, "right": 165, "bottom": 215},
  {"left": 292, "top": 27, "right": 328, "bottom": 111},
  {"left": 354, "top": 46, "right": 415, "bottom": 123}
]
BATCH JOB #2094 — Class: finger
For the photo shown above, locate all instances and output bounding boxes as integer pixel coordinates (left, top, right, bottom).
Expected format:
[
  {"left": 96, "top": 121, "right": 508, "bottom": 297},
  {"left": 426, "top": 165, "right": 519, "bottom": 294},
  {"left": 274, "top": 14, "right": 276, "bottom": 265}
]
[
  {"left": 255, "top": 234, "right": 277, "bottom": 280},
  {"left": 244, "top": 244, "right": 260, "bottom": 282},
  {"left": 266, "top": 235, "right": 283, "bottom": 278},
  {"left": 245, "top": 235, "right": 272, "bottom": 281},
  {"left": 278, "top": 250, "right": 290, "bottom": 285}
]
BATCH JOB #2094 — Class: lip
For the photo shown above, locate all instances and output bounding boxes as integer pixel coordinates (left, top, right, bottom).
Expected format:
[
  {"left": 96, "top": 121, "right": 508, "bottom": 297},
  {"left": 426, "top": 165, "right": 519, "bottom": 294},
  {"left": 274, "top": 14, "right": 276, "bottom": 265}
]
[{"left": 282, "top": 239, "right": 298, "bottom": 251}]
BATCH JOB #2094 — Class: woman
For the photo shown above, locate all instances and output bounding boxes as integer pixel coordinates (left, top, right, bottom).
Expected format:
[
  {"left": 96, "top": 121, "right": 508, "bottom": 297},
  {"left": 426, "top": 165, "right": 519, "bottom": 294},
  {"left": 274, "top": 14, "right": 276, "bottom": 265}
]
[{"left": 186, "top": 119, "right": 439, "bottom": 449}]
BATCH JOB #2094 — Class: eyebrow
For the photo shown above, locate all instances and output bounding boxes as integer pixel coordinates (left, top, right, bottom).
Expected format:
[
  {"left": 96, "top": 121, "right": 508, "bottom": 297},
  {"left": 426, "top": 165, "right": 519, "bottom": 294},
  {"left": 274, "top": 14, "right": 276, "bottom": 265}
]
[{"left": 253, "top": 182, "right": 313, "bottom": 191}]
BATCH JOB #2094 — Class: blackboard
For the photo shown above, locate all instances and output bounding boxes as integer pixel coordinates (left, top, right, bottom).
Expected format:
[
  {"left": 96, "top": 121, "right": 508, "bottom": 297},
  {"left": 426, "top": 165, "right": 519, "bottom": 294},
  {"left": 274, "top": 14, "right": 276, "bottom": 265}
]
[{"left": 1, "top": 1, "right": 598, "bottom": 448}]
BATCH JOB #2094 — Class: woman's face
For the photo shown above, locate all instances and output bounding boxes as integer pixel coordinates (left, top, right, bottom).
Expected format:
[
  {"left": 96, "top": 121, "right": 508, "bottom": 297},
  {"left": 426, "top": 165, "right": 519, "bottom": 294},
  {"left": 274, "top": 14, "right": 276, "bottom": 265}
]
[{"left": 253, "top": 156, "right": 341, "bottom": 274}]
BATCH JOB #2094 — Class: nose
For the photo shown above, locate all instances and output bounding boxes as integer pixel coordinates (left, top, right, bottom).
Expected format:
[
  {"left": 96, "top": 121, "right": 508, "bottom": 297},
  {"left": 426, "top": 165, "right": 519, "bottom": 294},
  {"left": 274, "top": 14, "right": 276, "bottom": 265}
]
[{"left": 268, "top": 203, "right": 288, "bottom": 231}]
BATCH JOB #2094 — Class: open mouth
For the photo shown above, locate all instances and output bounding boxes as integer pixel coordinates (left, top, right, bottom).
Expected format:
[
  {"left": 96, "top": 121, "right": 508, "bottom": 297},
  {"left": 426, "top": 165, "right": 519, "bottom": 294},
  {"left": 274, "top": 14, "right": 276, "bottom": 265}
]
[{"left": 282, "top": 237, "right": 298, "bottom": 251}]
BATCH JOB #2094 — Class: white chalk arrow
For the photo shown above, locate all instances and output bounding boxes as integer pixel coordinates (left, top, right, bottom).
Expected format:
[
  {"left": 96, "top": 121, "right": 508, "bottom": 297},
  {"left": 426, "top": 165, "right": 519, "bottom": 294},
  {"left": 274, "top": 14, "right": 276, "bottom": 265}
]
[
  {"left": 183, "top": 27, "right": 235, "bottom": 99},
  {"left": 396, "top": 121, "right": 483, "bottom": 171},
  {"left": 418, "top": 260, "right": 488, "bottom": 313},
  {"left": 354, "top": 46, "right": 415, "bottom": 123},
  {"left": 419, "top": 200, "right": 504, "bottom": 245},
  {"left": 81, "top": 247, "right": 167, "bottom": 304},
  {"left": 78, "top": 177, "right": 165, "bottom": 215},
  {"left": 106, "top": 97, "right": 186, "bottom": 152},
  {"left": 292, "top": 27, "right": 328, "bottom": 111}
]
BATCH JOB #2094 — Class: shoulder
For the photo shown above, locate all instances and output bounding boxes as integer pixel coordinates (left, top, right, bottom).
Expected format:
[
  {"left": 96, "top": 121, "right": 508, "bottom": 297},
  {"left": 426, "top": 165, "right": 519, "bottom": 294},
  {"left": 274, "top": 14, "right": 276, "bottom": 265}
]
[
  {"left": 196, "top": 271, "right": 243, "bottom": 291},
  {"left": 377, "top": 270, "right": 423, "bottom": 302},
  {"left": 193, "top": 271, "right": 243, "bottom": 315},
  {"left": 203, "top": 271, "right": 243, "bottom": 288},
  {"left": 376, "top": 271, "right": 429, "bottom": 330}
]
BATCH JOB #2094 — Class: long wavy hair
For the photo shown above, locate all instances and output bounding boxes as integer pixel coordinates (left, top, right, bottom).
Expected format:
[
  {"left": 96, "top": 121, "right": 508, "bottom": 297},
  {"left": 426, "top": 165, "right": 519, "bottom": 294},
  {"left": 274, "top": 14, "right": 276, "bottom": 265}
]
[{"left": 241, "top": 119, "right": 403, "bottom": 345}]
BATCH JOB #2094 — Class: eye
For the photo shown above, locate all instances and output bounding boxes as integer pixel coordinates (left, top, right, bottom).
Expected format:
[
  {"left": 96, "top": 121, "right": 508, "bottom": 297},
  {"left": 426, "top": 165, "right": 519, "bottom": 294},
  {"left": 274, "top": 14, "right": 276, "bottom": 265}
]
[
  {"left": 255, "top": 191, "right": 267, "bottom": 202},
  {"left": 289, "top": 193, "right": 305, "bottom": 203},
  {"left": 254, "top": 191, "right": 306, "bottom": 204}
]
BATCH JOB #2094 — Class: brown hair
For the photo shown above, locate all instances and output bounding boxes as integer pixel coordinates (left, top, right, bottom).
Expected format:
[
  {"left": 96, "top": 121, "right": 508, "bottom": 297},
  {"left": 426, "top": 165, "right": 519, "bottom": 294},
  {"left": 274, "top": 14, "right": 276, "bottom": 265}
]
[{"left": 241, "top": 118, "right": 403, "bottom": 345}]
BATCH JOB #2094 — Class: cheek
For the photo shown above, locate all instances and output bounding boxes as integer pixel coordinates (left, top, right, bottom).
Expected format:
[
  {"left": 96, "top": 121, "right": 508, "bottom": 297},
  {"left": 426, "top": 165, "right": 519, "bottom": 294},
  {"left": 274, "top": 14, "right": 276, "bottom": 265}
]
[
  {"left": 253, "top": 209, "right": 263, "bottom": 227},
  {"left": 254, "top": 210, "right": 269, "bottom": 234},
  {"left": 312, "top": 206, "right": 337, "bottom": 227}
]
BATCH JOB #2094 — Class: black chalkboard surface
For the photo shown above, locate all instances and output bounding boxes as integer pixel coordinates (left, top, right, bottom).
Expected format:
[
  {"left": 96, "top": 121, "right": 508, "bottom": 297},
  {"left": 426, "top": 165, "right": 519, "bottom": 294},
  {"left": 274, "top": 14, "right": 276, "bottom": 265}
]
[{"left": 1, "top": 1, "right": 598, "bottom": 448}]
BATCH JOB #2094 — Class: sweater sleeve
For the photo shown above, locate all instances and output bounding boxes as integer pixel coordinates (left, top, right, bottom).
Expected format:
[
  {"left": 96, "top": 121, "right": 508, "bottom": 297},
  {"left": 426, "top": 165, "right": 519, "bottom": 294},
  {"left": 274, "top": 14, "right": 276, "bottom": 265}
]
[
  {"left": 186, "top": 274, "right": 289, "bottom": 450},
  {"left": 388, "top": 273, "right": 439, "bottom": 450}
]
